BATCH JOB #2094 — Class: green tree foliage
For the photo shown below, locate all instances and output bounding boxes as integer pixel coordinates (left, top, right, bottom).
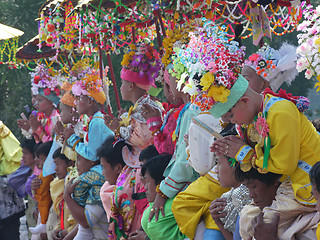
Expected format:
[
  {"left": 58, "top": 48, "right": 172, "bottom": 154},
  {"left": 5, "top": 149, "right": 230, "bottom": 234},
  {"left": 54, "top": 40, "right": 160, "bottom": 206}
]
[{"left": 0, "top": 0, "right": 44, "bottom": 139}]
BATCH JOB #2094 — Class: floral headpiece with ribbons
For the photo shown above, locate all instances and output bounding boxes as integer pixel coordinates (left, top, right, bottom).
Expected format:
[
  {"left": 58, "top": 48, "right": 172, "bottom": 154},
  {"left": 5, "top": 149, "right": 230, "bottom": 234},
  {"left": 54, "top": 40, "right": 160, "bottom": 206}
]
[
  {"left": 170, "top": 19, "right": 246, "bottom": 117},
  {"left": 121, "top": 43, "right": 161, "bottom": 91},
  {"left": 71, "top": 59, "right": 107, "bottom": 105},
  {"left": 245, "top": 43, "right": 298, "bottom": 92},
  {"left": 30, "top": 64, "right": 63, "bottom": 105}
]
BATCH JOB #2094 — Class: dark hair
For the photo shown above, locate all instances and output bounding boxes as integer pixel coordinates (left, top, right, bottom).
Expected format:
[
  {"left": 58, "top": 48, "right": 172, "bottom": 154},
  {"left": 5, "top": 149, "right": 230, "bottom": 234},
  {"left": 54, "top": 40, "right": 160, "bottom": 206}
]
[
  {"left": 141, "top": 154, "right": 172, "bottom": 185},
  {"left": 139, "top": 145, "right": 159, "bottom": 162},
  {"left": 97, "top": 137, "right": 130, "bottom": 168},
  {"left": 310, "top": 161, "right": 320, "bottom": 192},
  {"left": 52, "top": 147, "right": 70, "bottom": 164},
  {"left": 312, "top": 118, "right": 320, "bottom": 132},
  {"left": 235, "top": 164, "right": 281, "bottom": 187},
  {"left": 35, "top": 141, "right": 53, "bottom": 158},
  {"left": 20, "top": 138, "right": 37, "bottom": 156}
]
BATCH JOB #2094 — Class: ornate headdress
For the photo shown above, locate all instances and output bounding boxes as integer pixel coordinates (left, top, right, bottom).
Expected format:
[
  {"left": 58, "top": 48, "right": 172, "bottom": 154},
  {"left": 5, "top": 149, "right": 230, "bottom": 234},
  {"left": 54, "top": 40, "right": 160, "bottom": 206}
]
[
  {"left": 121, "top": 43, "right": 161, "bottom": 91},
  {"left": 245, "top": 43, "right": 298, "bottom": 91},
  {"left": 71, "top": 59, "right": 106, "bottom": 105},
  {"left": 30, "top": 64, "right": 63, "bottom": 105},
  {"left": 171, "top": 19, "right": 247, "bottom": 118}
]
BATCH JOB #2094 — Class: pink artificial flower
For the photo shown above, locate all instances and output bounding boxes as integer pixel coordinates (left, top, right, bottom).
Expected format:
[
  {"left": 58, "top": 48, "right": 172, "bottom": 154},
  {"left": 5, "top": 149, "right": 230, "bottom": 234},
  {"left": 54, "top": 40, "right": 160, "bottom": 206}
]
[
  {"left": 249, "top": 53, "right": 260, "bottom": 62},
  {"left": 256, "top": 115, "right": 269, "bottom": 138}
]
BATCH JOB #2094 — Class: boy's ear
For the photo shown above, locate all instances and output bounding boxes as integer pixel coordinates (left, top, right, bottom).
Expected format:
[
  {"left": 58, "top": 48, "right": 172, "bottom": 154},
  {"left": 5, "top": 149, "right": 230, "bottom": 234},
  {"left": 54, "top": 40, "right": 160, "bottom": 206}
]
[
  {"left": 240, "top": 95, "right": 250, "bottom": 105},
  {"left": 129, "top": 82, "right": 135, "bottom": 91},
  {"left": 116, "top": 163, "right": 122, "bottom": 174}
]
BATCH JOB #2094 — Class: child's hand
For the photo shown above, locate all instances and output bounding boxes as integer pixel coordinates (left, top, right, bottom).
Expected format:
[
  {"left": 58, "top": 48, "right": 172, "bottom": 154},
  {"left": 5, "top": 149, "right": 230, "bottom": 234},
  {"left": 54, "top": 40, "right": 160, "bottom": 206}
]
[
  {"left": 210, "top": 135, "right": 247, "bottom": 159},
  {"left": 53, "top": 121, "right": 64, "bottom": 137},
  {"left": 128, "top": 229, "right": 148, "bottom": 240},
  {"left": 64, "top": 178, "right": 79, "bottom": 197},
  {"left": 31, "top": 177, "right": 42, "bottom": 191},
  {"left": 252, "top": 212, "right": 279, "bottom": 240},
  {"left": 149, "top": 193, "right": 167, "bottom": 222},
  {"left": 104, "top": 114, "right": 120, "bottom": 131},
  {"left": 63, "top": 127, "right": 75, "bottom": 141},
  {"left": 17, "top": 119, "right": 30, "bottom": 131},
  {"left": 209, "top": 198, "right": 227, "bottom": 220},
  {"left": 29, "top": 114, "right": 41, "bottom": 132}
]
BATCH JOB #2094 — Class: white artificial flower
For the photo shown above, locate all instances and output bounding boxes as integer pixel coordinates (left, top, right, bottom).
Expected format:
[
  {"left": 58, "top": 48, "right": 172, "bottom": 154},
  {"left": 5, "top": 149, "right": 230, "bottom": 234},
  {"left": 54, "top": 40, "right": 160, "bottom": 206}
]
[
  {"left": 296, "top": 42, "right": 312, "bottom": 55},
  {"left": 305, "top": 68, "right": 315, "bottom": 79}
]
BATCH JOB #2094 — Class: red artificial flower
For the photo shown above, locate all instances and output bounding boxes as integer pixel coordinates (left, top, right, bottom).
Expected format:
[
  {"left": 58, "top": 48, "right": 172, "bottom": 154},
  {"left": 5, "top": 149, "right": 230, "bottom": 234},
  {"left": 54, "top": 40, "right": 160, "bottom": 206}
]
[
  {"left": 34, "top": 75, "right": 40, "bottom": 84},
  {"left": 117, "top": 6, "right": 126, "bottom": 13},
  {"left": 87, "top": 33, "right": 96, "bottom": 39},
  {"left": 47, "top": 24, "right": 55, "bottom": 32},
  {"left": 54, "top": 87, "right": 60, "bottom": 96},
  {"left": 44, "top": 88, "right": 51, "bottom": 96},
  {"left": 81, "top": 38, "right": 90, "bottom": 43},
  {"left": 46, "top": 35, "right": 54, "bottom": 44}
]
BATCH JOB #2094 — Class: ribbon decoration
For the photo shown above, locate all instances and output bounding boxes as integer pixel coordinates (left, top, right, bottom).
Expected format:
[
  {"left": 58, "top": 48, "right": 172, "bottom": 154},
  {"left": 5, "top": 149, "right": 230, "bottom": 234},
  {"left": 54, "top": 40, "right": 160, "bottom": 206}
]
[{"left": 250, "top": 5, "right": 271, "bottom": 46}]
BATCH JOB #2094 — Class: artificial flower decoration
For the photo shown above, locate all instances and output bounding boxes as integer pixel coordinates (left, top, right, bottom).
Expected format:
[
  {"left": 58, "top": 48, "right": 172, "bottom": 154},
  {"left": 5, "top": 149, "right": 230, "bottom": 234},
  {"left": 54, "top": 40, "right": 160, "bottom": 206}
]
[
  {"left": 30, "top": 64, "right": 63, "bottom": 97},
  {"left": 121, "top": 42, "right": 161, "bottom": 84},
  {"left": 170, "top": 19, "right": 245, "bottom": 111},
  {"left": 70, "top": 59, "right": 108, "bottom": 105},
  {"left": 296, "top": 3, "right": 320, "bottom": 91},
  {"left": 255, "top": 113, "right": 270, "bottom": 139},
  {"left": 244, "top": 45, "right": 277, "bottom": 79}
]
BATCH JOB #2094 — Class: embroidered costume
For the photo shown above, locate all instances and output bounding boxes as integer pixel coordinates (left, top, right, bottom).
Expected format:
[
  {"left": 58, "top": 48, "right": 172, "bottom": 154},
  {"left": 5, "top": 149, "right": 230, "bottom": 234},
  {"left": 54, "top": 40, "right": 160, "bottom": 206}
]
[{"left": 101, "top": 150, "right": 147, "bottom": 240}]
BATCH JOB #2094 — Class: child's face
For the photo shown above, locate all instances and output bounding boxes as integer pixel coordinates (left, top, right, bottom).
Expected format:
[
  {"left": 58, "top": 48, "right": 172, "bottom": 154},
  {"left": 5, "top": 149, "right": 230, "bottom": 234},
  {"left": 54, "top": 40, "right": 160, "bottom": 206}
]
[
  {"left": 100, "top": 157, "right": 121, "bottom": 185},
  {"left": 59, "top": 103, "right": 73, "bottom": 124},
  {"left": 76, "top": 95, "right": 90, "bottom": 115},
  {"left": 144, "top": 170, "right": 157, "bottom": 203},
  {"left": 76, "top": 154, "right": 94, "bottom": 175},
  {"left": 312, "top": 184, "right": 320, "bottom": 212},
  {"left": 120, "top": 79, "right": 131, "bottom": 101},
  {"left": 35, "top": 154, "right": 47, "bottom": 169},
  {"left": 167, "top": 73, "right": 180, "bottom": 99},
  {"left": 216, "top": 154, "right": 237, "bottom": 188},
  {"left": 36, "top": 95, "right": 53, "bottom": 113},
  {"left": 241, "top": 66, "right": 270, "bottom": 94},
  {"left": 244, "top": 179, "right": 278, "bottom": 210},
  {"left": 22, "top": 148, "right": 35, "bottom": 167},
  {"left": 222, "top": 98, "right": 254, "bottom": 125},
  {"left": 54, "top": 157, "right": 69, "bottom": 179}
]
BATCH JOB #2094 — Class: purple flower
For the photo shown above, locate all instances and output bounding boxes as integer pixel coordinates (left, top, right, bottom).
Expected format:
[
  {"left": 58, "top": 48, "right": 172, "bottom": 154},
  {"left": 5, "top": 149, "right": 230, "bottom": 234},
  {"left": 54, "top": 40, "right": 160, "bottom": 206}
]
[{"left": 131, "top": 54, "right": 144, "bottom": 67}]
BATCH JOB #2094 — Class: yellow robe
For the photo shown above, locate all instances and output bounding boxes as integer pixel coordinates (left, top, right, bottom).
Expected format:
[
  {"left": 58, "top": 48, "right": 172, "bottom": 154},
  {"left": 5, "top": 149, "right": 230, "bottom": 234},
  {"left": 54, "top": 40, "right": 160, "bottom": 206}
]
[
  {"left": 236, "top": 94, "right": 320, "bottom": 205},
  {"left": 172, "top": 169, "right": 229, "bottom": 239},
  {"left": 0, "top": 121, "right": 22, "bottom": 175},
  {"left": 50, "top": 177, "right": 76, "bottom": 233}
]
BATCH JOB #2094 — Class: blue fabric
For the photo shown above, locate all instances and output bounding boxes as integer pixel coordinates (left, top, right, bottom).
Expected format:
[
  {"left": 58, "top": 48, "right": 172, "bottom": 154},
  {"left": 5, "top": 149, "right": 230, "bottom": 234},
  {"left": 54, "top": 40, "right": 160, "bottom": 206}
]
[
  {"left": 73, "top": 164, "right": 105, "bottom": 207},
  {"left": 233, "top": 215, "right": 241, "bottom": 240},
  {"left": 43, "top": 137, "right": 61, "bottom": 177},
  {"left": 204, "top": 228, "right": 225, "bottom": 240},
  {"left": 68, "top": 111, "right": 114, "bottom": 161}
]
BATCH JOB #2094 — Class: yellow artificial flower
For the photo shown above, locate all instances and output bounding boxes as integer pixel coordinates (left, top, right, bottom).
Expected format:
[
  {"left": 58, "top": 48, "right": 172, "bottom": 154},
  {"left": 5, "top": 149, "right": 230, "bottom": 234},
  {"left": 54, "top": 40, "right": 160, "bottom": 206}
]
[
  {"left": 315, "top": 37, "right": 320, "bottom": 46},
  {"left": 207, "top": 85, "right": 230, "bottom": 103},
  {"left": 200, "top": 72, "right": 214, "bottom": 91},
  {"left": 129, "top": 44, "right": 136, "bottom": 50}
]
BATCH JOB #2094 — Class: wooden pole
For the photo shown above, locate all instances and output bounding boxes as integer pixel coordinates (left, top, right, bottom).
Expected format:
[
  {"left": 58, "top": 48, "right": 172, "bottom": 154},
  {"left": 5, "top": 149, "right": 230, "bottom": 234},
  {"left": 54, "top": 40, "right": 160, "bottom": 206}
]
[{"left": 106, "top": 53, "right": 121, "bottom": 111}]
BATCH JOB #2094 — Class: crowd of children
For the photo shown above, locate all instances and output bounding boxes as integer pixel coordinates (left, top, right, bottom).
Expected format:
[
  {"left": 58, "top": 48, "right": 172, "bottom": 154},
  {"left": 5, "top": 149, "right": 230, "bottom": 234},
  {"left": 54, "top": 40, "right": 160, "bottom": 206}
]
[{"left": 1, "top": 18, "right": 320, "bottom": 240}]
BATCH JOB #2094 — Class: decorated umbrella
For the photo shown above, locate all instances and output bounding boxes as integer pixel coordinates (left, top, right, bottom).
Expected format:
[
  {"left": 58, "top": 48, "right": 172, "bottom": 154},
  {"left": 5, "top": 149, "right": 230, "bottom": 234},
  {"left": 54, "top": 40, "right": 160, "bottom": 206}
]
[{"left": 0, "top": 23, "right": 24, "bottom": 69}]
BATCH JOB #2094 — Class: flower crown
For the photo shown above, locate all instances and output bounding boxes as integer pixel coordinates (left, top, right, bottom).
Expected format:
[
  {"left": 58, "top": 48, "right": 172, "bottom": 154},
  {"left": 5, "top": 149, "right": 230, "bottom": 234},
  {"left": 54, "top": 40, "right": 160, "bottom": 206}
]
[
  {"left": 244, "top": 45, "right": 277, "bottom": 79},
  {"left": 162, "top": 22, "right": 198, "bottom": 68},
  {"left": 121, "top": 43, "right": 161, "bottom": 82},
  {"left": 30, "top": 64, "right": 63, "bottom": 97},
  {"left": 171, "top": 20, "right": 245, "bottom": 111},
  {"left": 72, "top": 68, "right": 104, "bottom": 96}
]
